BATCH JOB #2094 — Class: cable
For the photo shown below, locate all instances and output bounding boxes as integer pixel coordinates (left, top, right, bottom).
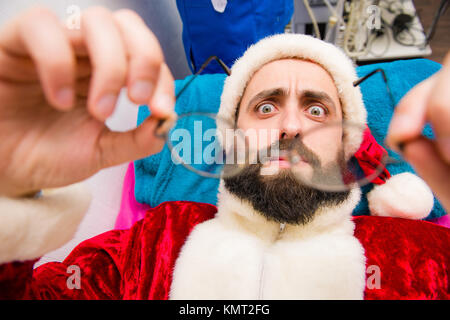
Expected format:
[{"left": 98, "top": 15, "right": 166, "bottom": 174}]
[
  {"left": 423, "top": 0, "right": 449, "bottom": 46},
  {"left": 341, "top": 0, "right": 438, "bottom": 60},
  {"left": 391, "top": 12, "right": 426, "bottom": 47},
  {"left": 375, "top": 0, "right": 429, "bottom": 49},
  {"left": 367, "top": 21, "right": 391, "bottom": 58},
  {"left": 380, "top": 0, "right": 404, "bottom": 14},
  {"left": 333, "top": 0, "right": 347, "bottom": 46},
  {"left": 343, "top": 0, "right": 371, "bottom": 58},
  {"left": 323, "top": 0, "right": 342, "bottom": 42},
  {"left": 323, "top": 0, "right": 338, "bottom": 16},
  {"left": 302, "top": 0, "right": 321, "bottom": 39}
]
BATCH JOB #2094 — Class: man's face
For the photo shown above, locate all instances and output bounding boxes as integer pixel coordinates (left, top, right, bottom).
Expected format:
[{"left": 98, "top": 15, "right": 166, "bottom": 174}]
[
  {"left": 224, "top": 59, "right": 350, "bottom": 225},
  {"left": 236, "top": 58, "right": 344, "bottom": 171}
]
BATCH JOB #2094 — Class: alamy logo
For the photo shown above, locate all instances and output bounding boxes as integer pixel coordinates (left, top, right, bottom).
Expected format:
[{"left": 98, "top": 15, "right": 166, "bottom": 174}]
[
  {"left": 366, "top": 5, "right": 381, "bottom": 30},
  {"left": 66, "top": 265, "right": 81, "bottom": 290},
  {"left": 366, "top": 265, "right": 381, "bottom": 289},
  {"left": 169, "top": 124, "right": 280, "bottom": 167},
  {"left": 66, "top": 5, "right": 81, "bottom": 30}
]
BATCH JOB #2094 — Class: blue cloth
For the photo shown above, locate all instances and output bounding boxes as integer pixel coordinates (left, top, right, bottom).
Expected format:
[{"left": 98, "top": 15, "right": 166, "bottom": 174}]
[
  {"left": 135, "top": 59, "right": 445, "bottom": 220},
  {"left": 176, "top": 0, "right": 294, "bottom": 73}
]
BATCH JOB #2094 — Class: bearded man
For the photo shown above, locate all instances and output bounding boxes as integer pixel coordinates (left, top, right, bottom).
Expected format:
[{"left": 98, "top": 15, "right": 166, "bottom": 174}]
[{"left": 0, "top": 7, "right": 448, "bottom": 300}]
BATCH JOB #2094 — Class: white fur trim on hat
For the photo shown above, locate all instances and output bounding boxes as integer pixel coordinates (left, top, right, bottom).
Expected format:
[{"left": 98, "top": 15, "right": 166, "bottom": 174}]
[
  {"left": 367, "top": 172, "right": 434, "bottom": 220},
  {"left": 0, "top": 183, "right": 91, "bottom": 264},
  {"left": 217, "top": 33, "right": 367, "bottom": 158}
]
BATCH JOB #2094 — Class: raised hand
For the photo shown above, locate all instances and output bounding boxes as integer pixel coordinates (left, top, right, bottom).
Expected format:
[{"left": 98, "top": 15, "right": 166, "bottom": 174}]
[
  {"left": 387, "top": 52, "right": 450, "bottom": 213},
  {"left": 0, "top": 7, "right": 175, "bottom": 197}
]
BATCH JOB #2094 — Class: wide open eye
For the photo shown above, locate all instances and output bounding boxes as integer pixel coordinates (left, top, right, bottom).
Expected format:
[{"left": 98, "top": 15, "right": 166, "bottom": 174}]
[
  {"left": 306, "top": 105, "right": 327, "bottom": 118},
  {"left": 257, "top": 103, "right": 276, "bottom": 115}
]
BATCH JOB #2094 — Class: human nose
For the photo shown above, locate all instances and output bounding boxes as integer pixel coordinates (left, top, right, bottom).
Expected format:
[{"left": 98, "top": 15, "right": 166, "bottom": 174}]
[{"left": 279, "top": 108, "right": 303, "bottom": 140}]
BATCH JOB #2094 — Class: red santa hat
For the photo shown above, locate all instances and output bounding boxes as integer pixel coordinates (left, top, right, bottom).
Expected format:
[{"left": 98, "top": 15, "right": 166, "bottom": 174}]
[{"left": 217, "top": 33, "right": 434, "bottom": 220}]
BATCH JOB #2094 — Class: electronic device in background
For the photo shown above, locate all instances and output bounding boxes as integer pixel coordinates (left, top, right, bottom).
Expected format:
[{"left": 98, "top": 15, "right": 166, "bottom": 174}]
[
  {"left": 291, "top": 0, "right": 340, "bottom": 41},
  {"left": 355, "top": 0, "right": 432, "bottom": 62},
  {"left": 290, "top": 0, "right": 447, "bottom": 63}
]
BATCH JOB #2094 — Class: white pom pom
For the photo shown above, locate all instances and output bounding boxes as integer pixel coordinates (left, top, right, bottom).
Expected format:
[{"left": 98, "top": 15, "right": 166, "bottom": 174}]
[{"left": 367, "top": 172, "right": 434, "bottom": 220}]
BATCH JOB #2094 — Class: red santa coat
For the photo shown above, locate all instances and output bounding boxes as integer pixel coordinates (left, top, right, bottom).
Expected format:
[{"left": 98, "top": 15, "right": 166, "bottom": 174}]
[{"left": 0, "top": 199, "right": 449, "bottom": 300}]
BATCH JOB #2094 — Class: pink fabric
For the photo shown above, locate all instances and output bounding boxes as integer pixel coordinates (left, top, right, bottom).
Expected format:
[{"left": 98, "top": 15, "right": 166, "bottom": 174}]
[
  {"left": 114, "top": 163, "right": 151, "bottom": 230},
  {"left": 429, "top": 214, "right": 450, "bottom": 228},
  {"left": 115, "top": 162, "right": 449, "bottom": 230}
]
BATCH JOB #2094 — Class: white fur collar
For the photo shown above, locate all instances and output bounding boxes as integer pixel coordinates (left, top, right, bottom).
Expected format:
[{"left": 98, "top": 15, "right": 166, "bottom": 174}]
[
  {"left": 214, "top": 180, "right": 361, "bottom": 241},
  {"left": 170, "top": 182, "right": 366, "bottom": 299}
]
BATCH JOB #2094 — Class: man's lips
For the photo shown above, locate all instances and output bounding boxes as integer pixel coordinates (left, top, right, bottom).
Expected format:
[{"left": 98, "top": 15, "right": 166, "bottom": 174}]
[
  {"left": 264, "top": 154, "right": 308, "bottom": 168},
  {"left": 269, "top": 157, "right": 291, "bottom": 168}
]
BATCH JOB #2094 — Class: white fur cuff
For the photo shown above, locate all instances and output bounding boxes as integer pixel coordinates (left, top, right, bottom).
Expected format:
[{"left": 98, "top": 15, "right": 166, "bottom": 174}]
[{"left": 0, "top": 183, "right": 91, "bottom": 264}]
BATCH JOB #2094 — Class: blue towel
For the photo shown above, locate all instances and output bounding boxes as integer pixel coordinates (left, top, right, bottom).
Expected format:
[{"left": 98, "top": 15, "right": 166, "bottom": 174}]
[{"left": 135, "top": 59, "right": 445, "bottom": 220}]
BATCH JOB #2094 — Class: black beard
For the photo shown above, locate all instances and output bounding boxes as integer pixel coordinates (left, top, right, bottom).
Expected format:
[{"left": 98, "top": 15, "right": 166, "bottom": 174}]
[{"left": 223, "top": 140, "right": 351, "bottom": 225}]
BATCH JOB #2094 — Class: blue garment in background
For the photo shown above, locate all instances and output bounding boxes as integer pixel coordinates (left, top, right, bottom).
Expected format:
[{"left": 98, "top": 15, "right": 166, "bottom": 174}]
[
  {"left": 134, "top": 59, "right": 445, "bottom": 220},
  {"left": 176, "top": 0, "right": 294, "bottom": 74}
]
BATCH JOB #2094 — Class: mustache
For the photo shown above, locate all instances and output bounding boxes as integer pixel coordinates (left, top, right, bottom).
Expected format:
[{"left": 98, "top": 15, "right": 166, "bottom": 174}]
[{"left": 254, "top": 138, "right": 322, "bottom": 168}]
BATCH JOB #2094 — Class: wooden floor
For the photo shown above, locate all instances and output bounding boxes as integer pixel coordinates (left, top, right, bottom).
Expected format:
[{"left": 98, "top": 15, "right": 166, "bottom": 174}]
[{"left": 414, "top": 0, "right": 449, "bottom": 64}]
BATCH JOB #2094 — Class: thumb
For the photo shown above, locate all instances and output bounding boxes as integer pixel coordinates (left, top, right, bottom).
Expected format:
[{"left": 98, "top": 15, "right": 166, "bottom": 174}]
[{"left": 96, "top": 114, "right": 167, "bottom": 169}]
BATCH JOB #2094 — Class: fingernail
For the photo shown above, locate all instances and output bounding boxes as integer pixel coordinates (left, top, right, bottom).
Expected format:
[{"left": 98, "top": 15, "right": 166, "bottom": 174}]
[
  {"left": 152, "top": 93, "right": 174, "bottom": 117},
  {"left": 130, "top": 80, "right": 153, "bottom": 102},
  {"left": 97, "top": 94, "right": 117, "bottom": 120},
  {"left": 387, "top": 115, "right": 412, "bottom": 153},
  {"left": 389, "top": 114, "right": 412, "bottom": 135},
  {"left": 56, "top": 87, "right": 74, "bottom": 109}
]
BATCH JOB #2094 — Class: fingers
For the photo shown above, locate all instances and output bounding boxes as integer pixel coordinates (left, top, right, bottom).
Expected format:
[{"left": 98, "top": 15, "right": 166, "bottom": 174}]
[
  {"left": 81, "top": 7, "right": 127, "bottom": 121},
  {"left": 403, "top": 137, "right": 450, "bottom": 213},
  {"left": 113, "top": 10, "right": 175, "bottom": 118},
  {"left": 113, "top": 10, "right": 161, "bottom": 103},
  {"left": 387, "top": 53, "right": 450, "bottom": 164},
  {"left": 96, "top": 115, "right": 166, "bottom": 168},
  {"left": 93, "top": 27, "right": 176, "bottom": 167},
  {"left": 0, "top": 7, "right": 76, "bottom": 110},
  {"left": 425, "top": 53, "right": 450, "bottom": 163},
  {"left": 64, "top": 28, "right": 89, "bottom": 57},
  {"left": 0, "top": 6, "right": 173, "bottom": 123},
  {"left": 386, "top": 75, "right": 434, "bottom": 151},
  {"left": 0, "top": 49, "right": 38, "bottom": 83},
  {"left": 0, "top": 6, "right": 174, "bottom": 171},
  {"left": 82, "top": 8, "right": 174, "bottom": 121},
  {"left": 149, "top": 63, "right": 176, "bottom": 118}
]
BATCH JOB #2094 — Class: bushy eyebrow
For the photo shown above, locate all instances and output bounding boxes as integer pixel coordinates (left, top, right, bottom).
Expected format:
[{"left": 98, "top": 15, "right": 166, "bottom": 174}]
[
  {"left": 246, "top": 87, "right": 337, "bottom": 113},
  {"left": 246, "top": 88, "right": 288, "bottom": 112},
  {"left": 301, "top": 90, "right": 337, "bottom": 113}
]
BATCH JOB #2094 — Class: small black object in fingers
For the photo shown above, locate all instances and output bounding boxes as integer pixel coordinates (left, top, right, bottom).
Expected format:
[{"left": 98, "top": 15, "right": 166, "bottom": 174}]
[
  {"left": 154, "top": 119, "right": 167, "bottom": 139},
  {"left": 398, "top": 142, "right": 405, "bottom": 153}
]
